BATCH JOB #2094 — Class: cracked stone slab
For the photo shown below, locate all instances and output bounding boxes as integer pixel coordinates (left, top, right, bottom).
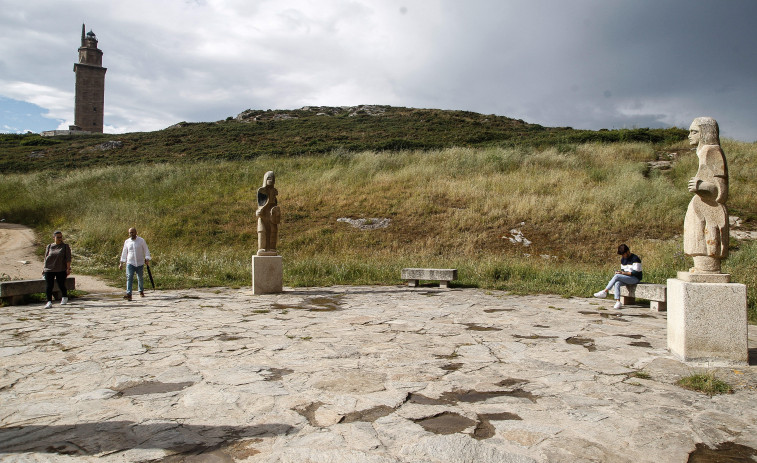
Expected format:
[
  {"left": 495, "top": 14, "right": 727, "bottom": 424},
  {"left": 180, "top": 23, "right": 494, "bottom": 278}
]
[{"left": 0, "top": 285, "right": 755, "bottom": 462}]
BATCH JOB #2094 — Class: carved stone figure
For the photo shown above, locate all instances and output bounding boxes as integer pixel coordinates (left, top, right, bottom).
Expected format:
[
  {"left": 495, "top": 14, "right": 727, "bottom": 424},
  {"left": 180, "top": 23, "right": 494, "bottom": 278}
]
[
  {"left": 683, "top": 117, "right": 728, "bottom": 274},
  {"left": 256, "top": 171, "right": 281, "bottom": 256}
]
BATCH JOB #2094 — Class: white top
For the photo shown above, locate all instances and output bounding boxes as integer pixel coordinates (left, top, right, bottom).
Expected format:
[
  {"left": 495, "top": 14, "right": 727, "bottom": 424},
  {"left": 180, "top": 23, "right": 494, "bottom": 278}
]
[
  {"left": 120, "top": 236, "right": 151, "bottom": 266},
  {"left": 620, "top": 261, "right": 642, "bottom": 272}
]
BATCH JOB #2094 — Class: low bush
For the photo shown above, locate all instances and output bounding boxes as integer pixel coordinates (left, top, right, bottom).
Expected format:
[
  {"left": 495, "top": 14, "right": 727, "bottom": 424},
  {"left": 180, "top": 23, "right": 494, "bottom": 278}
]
[{"left": 676, "top": 372, "right": 733, "bottom": 396}]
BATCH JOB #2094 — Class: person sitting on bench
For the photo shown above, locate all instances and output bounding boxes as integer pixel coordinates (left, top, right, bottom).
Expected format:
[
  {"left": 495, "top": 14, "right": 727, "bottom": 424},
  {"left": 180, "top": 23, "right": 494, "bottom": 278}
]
[{"left": 593, "top": 243, "right": 642, "bottom": 309}]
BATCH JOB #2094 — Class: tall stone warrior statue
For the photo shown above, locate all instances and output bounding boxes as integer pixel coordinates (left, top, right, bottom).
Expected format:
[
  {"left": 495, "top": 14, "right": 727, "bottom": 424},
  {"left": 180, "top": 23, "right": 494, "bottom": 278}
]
[
  {"left": 684, "top": 117, "right": 729, "bottom": 274},
  {"left": 256, "top": 171, "right": 281, "bottom": 256}
]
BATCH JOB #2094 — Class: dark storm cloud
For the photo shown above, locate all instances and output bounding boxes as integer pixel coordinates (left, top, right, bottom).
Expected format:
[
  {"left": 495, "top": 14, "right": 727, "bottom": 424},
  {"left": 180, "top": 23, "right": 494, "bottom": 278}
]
[{"left": 390, "top": 0, "right": 757, "bottom": 139}]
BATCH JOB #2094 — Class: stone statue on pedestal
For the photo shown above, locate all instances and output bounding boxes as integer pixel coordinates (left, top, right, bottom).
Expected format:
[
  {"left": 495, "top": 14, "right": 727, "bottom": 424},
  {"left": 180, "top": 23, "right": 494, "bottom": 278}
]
[
  {"left": 668, "top": 117, "right": 747, "bottom": 365},
  {"left": 683, "top": 117, "right": 729, "bottom": 277},
  {"left": 256, "top": 171, "right": 280, "bottom": 256}
]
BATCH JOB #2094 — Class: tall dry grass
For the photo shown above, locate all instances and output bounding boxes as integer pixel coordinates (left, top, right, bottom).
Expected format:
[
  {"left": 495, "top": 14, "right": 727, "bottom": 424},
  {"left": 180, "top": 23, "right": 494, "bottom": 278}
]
[{"left": 2, "top": 141, "right": 755, "bottom": 320}]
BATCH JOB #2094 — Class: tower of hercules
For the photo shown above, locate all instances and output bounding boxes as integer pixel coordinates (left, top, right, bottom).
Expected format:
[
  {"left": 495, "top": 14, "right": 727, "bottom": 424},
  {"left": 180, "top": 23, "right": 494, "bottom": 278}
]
[{"left": 73, "top": 24, "right": 107, "bottom": 132}]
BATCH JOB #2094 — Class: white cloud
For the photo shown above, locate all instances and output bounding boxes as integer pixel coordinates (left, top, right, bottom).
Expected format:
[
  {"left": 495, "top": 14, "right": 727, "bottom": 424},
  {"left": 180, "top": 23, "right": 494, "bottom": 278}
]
[{"left": 0, "top": 81, "right": 73, "bottom": 126}]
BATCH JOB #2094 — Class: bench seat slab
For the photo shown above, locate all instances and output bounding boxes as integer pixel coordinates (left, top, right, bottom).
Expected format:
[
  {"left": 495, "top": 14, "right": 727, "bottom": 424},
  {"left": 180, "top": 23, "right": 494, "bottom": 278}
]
[
  {"left": 619, "top": 283, "right": 666, "bottom": 312},
  {"left": 0, "top": 278, "right": 76, "bottom": 305}
]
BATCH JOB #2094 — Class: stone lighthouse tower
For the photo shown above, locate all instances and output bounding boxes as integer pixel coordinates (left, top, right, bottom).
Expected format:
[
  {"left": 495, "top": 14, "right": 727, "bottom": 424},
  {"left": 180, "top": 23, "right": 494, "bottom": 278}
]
[{"left": 72, "top": 24, "right": 107, "bottom": 132}]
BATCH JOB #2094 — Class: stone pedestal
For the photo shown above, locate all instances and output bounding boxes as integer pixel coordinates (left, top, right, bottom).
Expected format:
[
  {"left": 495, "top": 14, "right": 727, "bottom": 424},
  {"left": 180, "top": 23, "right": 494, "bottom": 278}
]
[
  {"left": 252, "top": 255, "right": 283, "bottom": 295},
  {"left": 676, "top": 270, "right": 730, "bottom": 283},
  {"left": 667, "top": 277, "right": 748, "bottom": 364}
]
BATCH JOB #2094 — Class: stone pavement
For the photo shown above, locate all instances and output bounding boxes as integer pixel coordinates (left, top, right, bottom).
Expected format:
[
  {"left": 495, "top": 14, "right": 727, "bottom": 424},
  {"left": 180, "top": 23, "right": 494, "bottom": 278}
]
[{"left": 1, "top": 286, "right": 755, "bottom": 462}]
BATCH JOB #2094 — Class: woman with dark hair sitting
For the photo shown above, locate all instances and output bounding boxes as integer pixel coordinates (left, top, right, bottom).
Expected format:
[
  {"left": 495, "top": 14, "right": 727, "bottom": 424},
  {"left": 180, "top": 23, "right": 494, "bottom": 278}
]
[{"left": 593, "top": 244, "right": 642, "bottom": 309}]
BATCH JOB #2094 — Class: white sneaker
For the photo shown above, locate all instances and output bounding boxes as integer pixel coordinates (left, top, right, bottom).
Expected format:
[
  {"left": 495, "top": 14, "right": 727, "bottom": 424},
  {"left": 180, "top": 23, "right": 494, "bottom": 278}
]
[
  {"left": 61, "top": 297, "right": 68, "bottom": 305},
  {"left": 44, "top": 301, "right": 53, "bottom": 309},
  {"left": 593, "top": 290, "right": 608, "bottom": 299},
  {"left": 613, "top": 300, "right": 622, "bottom": 309}
]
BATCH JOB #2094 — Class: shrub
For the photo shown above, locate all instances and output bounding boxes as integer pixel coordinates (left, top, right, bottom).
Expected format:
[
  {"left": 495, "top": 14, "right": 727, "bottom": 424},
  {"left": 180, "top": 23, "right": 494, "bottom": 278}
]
[{"left": 676, "top": 372, "right": 733, "bottom": 396}]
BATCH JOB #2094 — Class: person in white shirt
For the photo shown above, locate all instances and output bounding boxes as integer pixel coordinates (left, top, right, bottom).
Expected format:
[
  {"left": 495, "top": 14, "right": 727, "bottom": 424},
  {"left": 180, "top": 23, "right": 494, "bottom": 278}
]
[
  {"left": 593, "top": 244, "right": 643, "bottom": 309},
  {"left": 118, "top": 227, "right": 151, "bottom": 300}
]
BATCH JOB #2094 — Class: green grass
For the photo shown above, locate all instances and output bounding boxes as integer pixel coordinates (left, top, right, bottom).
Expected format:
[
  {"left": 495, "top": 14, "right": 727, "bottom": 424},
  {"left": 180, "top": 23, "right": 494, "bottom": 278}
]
[
  {"left": 629, "top": 371, "right": 651, "bottom": 380},
  {"left": 1, "top": 118, "right": 755, "bottom": 322},
  {"left": 676, "top": 372, "right": 733, "bottom": 396},
  {"left": 0, "top": 105, "right": 687, "bottom": 173}
]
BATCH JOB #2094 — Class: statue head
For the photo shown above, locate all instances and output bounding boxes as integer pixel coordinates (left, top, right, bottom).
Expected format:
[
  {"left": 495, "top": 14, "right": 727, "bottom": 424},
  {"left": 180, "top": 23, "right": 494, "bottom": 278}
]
[
  {"left": 689, "top": 117, "right": 720, "bottom": 147},
  {"left": 262, "top": 171, "right": 275, "bottom": 187}
]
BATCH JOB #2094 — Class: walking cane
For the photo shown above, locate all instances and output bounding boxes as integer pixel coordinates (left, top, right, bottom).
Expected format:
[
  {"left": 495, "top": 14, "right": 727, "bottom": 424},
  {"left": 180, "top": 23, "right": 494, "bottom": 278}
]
[{"left": 146, "top": 262, "right": 155, "bottom": 289}]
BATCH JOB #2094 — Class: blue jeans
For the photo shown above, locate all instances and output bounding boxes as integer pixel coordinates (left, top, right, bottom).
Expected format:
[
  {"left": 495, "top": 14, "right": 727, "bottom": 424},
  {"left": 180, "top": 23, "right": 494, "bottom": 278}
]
[
  {"left": 605, "top": 274, "right": 639, "bottom": 300},
  {"left": 126, "top": 264, "right": 144, "bottom": 295}
]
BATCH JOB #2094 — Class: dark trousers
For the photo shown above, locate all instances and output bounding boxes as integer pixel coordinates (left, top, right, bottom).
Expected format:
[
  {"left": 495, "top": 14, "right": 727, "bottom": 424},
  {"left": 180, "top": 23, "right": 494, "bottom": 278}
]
[{"left": 44, "top": 271, "right": 68, "bottom": 302}]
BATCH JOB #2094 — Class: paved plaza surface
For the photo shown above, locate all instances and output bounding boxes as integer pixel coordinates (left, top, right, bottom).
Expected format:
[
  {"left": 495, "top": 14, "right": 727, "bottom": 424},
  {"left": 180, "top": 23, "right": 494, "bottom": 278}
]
[{"left": 1, "top": 285, "right": 756, "bottom": 462}]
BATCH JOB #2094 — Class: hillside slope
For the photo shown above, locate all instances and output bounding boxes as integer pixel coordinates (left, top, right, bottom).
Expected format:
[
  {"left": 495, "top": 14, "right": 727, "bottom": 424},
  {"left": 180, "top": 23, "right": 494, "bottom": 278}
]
[{"left": 0, "top": 105, "right": 686, "bottom": 173}]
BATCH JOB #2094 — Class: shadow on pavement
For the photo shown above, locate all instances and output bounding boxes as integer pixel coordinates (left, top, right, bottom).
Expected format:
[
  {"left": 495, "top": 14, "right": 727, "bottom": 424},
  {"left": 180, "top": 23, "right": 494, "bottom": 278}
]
[{"left": 0, "top": 421, "right": 295, "bottom": 456}]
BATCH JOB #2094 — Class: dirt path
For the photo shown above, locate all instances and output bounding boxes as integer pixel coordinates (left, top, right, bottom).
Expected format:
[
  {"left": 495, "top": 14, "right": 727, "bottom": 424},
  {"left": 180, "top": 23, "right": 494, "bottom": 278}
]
[{"left": 0, "top": 223, "right": 119, "bottom": 293}]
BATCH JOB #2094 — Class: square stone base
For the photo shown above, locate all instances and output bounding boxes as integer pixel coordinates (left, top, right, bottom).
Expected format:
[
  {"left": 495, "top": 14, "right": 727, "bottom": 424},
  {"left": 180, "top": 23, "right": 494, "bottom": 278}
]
[
  {"left": 676, "top": 271, "right": 731, "bottom": 283},
  {"left": 252, "top": 255, "right": 283, "bottom": 295},
  {"left": 667, "top": 278, "right": 748, "bottom": 364}
]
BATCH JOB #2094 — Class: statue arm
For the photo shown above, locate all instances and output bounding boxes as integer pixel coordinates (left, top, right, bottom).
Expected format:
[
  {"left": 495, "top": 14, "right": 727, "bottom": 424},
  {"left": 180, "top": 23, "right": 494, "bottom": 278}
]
[
  {"left": 688, "top": 177, "right": 718, "bottom": 197},
  {"left": 257, "top": 188, "right": 272, "bottom": 217},
  {"left": 691, "top": 152, "right": 728, "bottom": 203},
  {"left": 705, "top": 146, "right": 728, "bottom": 203},
  {"left": 688, "top": 145, "right": 726, "bottom": 199}
]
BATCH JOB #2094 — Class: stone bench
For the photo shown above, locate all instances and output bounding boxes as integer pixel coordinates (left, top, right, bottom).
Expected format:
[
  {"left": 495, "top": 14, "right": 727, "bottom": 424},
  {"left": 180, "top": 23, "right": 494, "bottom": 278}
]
[
  {"left": 618, "top": 283, "right": 666, "bottom": 312},
  {"left": 401, "top": 268, "right": 457, "bottom": 289},
  {"left": 0, "top": 278, "right": 76, "bottom": 305}
]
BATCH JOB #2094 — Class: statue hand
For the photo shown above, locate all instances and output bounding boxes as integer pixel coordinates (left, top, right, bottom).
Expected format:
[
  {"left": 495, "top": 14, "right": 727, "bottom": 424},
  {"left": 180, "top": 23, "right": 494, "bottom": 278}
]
[{"left": 689, "top": 178, "right": 718, "bottom": 197}]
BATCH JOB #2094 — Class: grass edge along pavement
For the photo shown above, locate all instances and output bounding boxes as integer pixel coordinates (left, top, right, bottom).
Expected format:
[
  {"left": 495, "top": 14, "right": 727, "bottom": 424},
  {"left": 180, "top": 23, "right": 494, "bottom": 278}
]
[{"left": 1, "top": 140, "right": 755, "bottom": 323}]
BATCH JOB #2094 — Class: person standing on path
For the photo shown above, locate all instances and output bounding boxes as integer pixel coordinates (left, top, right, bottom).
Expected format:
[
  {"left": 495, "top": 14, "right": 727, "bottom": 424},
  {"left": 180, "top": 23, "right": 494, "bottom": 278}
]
[
  {"left": 43, "top": 230, "right": 72, "bottom": 308},
  {"left": 118, "top": 227, "right": 151, "bottom": 301}
]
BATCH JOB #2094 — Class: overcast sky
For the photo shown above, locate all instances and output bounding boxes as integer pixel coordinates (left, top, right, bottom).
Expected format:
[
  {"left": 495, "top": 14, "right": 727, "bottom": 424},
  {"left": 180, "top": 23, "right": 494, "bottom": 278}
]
[{"left": 1, "top": 0, "right": 756, "bottom": 141}]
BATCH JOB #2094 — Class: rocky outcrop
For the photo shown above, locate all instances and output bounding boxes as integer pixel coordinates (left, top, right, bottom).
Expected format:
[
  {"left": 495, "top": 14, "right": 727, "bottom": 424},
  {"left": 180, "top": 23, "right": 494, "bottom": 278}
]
[{"left": 236, "top": 105, "right": 390, "bottom": 122}]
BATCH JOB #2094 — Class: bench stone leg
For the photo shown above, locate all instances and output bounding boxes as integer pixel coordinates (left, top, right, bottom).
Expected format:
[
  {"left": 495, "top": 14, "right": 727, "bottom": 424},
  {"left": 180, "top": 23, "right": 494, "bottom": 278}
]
[
  {"left": 620, "top": 296, "right": 635, "bottom": 306},
  {"left": 650, "top": 300, "right": 666, "bottom": 312},
  {"left": 439, "top": 280, "right": 449, "bottom": 289},
  {"left": 408, "top": 280, "right": 419, "bottom": 287}
]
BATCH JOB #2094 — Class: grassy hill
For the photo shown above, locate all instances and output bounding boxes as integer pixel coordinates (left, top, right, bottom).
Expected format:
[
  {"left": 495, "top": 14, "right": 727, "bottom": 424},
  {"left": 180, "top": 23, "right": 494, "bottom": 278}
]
[
  {"left": 1, "top": 106, "right": 755, "bottom": 322},
  {"left": 0, "top": 105, "right": 686, "bottom": 172}
]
